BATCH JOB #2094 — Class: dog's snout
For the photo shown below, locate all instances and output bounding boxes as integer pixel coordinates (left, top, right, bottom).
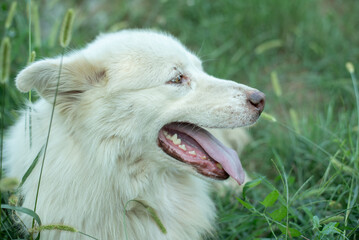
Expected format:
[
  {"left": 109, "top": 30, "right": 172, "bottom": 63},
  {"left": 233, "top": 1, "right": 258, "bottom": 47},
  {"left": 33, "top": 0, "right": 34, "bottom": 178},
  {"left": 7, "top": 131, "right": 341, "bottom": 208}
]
[{"left": 247, "top": 91, "right": 265, "bottom": 114}]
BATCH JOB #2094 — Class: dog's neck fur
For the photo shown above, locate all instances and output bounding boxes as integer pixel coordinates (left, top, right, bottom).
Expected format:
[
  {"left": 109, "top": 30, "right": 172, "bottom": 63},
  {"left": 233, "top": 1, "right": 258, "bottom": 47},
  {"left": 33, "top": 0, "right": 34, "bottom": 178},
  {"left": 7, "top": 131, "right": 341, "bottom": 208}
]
[{"left": 8, "top": 100, "right": 216, "bottom": 240}]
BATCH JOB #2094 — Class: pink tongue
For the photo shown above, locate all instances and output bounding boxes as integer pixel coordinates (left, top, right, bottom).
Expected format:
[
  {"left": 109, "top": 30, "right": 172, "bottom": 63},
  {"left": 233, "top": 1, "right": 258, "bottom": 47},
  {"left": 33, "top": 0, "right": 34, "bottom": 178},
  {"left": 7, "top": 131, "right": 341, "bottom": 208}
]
[{"left": 170, "top": 124, "right": 245, "bottom": 185}]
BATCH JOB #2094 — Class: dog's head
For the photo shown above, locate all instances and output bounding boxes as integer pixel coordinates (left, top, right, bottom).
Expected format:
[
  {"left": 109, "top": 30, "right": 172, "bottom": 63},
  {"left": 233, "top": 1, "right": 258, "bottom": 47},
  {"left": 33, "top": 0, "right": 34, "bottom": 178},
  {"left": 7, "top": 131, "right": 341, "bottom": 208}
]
[{"left": 16, "top": 30, "right": 264, "bottom": 185}]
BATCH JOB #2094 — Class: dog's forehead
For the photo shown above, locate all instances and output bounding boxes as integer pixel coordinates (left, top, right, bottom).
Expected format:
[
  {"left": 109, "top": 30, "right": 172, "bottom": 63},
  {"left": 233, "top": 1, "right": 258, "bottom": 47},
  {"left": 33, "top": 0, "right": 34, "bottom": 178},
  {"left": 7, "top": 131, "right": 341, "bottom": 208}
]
[
  {"left": 86, "top": 30, "right": 197, "bottom": 66},
  {"left": 84, "top": 30, "right": 201, "bottom": 88}
]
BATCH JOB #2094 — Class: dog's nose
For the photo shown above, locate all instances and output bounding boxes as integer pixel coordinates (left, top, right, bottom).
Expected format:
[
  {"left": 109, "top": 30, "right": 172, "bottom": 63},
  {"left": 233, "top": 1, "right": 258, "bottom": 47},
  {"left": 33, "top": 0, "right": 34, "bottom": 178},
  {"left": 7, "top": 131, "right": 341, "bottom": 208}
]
[{"left": 248, "top": 91, "right": 265, "bottom": 114}]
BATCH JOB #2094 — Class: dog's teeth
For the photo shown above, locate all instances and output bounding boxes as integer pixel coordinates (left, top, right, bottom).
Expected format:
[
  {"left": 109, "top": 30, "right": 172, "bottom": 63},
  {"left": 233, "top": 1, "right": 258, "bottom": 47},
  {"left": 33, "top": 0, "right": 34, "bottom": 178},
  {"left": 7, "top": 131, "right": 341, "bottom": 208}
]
[
  {"left": 200, "top": 156, "right": 207, "bottom": 160},
  {"left": 216, "top": 163, "right": 223, "bottom": 170},
  {"left": 189, "top": 151, "right": 196, "bottom": 156},
  {"left": 170, "top": 134, "right": 182, "bottom": 145},
  {"left": 171, "top": 134, "right": 181, "bottom": 145},
  {"left": 163, "top": 130, "right": 169, "bottom": 136},
  {"left": 179, "top": 144, "right": 187, "bottom": 151},
  {"left": 170, "top": 134, "right": 178, "bottom": 141}
]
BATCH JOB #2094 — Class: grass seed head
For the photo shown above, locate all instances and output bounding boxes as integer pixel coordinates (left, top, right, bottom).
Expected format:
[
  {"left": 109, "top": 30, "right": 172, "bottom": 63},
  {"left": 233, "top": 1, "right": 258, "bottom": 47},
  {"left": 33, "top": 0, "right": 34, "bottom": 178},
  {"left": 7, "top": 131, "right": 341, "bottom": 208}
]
[
  {"left": 255, "top": 39, "right": 282, "bottom": 55},
  {"left": 0, "top": 177, "right": 19, "bottom": 192},
  {"left": 289, "top": 109, "right": 300, "bottom": 134},
  {"left": 30, "top": 224, "right": 78, "bottom": 235},
  {"left": 5, "top": 2, "right": 17, "bottom": 29},
  {"left": 31, "top": 3, "right": 42, "bottom": 48},
  {"left": 60, "top": 9, "right": 75, "bottom": 48},
  {"left": 8, "top": 194, "right": 19, "bottom": 206},
  {"left": 261, "top": 112, "right": 277, "bottom": 122},
  {"left": 130, "top": 200, "right": 167, "bottom": 234},
  {"left": 346, "top": 62, "right": 355, "bottom": 74},
  {"left": 0, "top": 37, "right": 11, "bottom": 84},
  {"left": 320, "top": 215, "right": 344, "bottom": 225},
  {"left": 271, "top": 71, "right": 282, "bottom": 97},
  {"left": 330, "top": 157, "right": 357, "bottom": 177},
  {"left": 328, "top": 200, "right": 342, "bottom": 209},
  {"left": 28, "top": 50, "right": 36, "bottom": 65},
  {"left": 145, "top": 205, "right": 167, "bottom": 234}
]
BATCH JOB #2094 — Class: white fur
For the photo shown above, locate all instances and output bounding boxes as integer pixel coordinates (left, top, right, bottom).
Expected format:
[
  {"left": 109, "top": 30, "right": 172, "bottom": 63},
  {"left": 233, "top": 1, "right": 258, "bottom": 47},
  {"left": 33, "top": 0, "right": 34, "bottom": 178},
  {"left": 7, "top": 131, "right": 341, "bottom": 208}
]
[{"left": 5, "top": 30, "right": 260, "bottom": 239}]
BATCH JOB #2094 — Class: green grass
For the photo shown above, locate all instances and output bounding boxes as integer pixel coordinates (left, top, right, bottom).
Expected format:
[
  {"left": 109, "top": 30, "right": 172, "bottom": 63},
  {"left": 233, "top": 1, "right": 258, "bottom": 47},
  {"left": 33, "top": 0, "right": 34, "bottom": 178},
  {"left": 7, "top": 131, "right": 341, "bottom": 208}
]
[{"left": 1, "top": 0, "right": 359, "bottom": 239}]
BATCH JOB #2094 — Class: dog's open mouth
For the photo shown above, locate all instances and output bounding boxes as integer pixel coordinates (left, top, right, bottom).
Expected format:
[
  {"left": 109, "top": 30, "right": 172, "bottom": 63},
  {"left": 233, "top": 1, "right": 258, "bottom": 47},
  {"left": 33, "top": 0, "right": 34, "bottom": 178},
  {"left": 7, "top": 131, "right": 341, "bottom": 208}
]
[{"left": 158, "top": 122, "right": 245, "bottom": 185}]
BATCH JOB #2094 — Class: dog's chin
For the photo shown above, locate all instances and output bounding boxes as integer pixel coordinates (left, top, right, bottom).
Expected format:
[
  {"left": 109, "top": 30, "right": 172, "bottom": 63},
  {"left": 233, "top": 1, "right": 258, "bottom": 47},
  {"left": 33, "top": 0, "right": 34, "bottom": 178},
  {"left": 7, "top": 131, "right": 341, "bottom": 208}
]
[{"left": 157, "top": 122, "right": 246, "bottom": 185}]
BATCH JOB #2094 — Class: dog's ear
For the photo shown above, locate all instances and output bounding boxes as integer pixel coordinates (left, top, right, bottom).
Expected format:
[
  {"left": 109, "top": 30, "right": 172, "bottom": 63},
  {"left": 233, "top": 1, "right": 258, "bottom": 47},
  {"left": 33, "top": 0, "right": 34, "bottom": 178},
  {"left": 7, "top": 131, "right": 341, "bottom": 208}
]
[{"left": 16, "top": 56, "right": 107, "bottom": 103}]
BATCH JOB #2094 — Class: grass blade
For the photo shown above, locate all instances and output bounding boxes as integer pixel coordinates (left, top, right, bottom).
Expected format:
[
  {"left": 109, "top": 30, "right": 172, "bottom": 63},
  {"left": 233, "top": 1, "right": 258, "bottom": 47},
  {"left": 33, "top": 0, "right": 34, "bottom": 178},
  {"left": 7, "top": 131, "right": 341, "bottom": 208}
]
[
  {"left": 346, "top": 62, "right": 359, "bottom": 162},
  {"left": 1, "top": 204, "right": 42, "bottom": 226},
  {"left": 19, "top": 146, "right": 44, "bottom": 188},
  {"left": 125, "top": 200, "right": 167, "bottom": 234}
]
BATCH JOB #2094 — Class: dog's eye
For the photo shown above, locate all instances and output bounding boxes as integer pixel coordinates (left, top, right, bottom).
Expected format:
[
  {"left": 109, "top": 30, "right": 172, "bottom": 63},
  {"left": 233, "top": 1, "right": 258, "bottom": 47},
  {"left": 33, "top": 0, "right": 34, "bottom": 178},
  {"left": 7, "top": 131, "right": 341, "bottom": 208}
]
[{"left": 168, "top": 74, "right": 184, "bottom": 84}]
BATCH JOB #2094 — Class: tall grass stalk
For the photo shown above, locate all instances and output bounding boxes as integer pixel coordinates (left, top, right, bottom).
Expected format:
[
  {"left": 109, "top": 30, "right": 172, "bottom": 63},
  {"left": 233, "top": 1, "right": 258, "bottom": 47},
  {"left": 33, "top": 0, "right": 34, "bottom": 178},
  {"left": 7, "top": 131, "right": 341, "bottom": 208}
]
[
  {"left": 0, "top": 39, "right": 9, "bottom": 174},
  {"left": 346, "top": 62, "right": 359, "bottom": 162},
  {"left": 31, "top": 3, "right": 41, "bottom": 49},
  {"left": 0, "top": 82, "right": 4, "bottom": 227},
  {"left": 31, "top": 48, "right": 64, "bottom": 233},
  {"left": 27, "top": 0, "right": 33, "bottom": 149},
  {"left": 1, "top": 85, "right": 4, "bottom": 178},
  {"left": 31, "top": 8, "right": 75, "bottom": 233},
  {"left": 29, "top": 53, "right": 63, "bottom": 240},
  {"left": 1, "top": 36, "right": 11, "bottom": 227},
  {"left": 27, "top": 50, "right": 36, "bottom": 149},
  {"left": 28, "top": 0, "right": 32, "bottom": 59},
  {"left": 1, "top": 1, "right": 16, "bottom": 230},
  {"left": 28, "top": 0, "right": 32, "bottom": 100},
  {"left": 343, "top": 178, "right": 354, "bottom": 239},
  {"left": 26, "top": 50, "right": 35, "bottom": 148},
  {"left": 271, "top": 157, "right": 290, "bottom": 239}
]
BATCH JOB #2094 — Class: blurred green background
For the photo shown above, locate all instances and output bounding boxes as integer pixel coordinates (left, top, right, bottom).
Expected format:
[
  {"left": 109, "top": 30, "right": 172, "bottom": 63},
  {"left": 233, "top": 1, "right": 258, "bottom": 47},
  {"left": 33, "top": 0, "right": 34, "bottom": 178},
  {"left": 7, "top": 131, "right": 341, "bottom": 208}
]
[{"left": 1, "top": 0, "right": 359, "bottom": 239}]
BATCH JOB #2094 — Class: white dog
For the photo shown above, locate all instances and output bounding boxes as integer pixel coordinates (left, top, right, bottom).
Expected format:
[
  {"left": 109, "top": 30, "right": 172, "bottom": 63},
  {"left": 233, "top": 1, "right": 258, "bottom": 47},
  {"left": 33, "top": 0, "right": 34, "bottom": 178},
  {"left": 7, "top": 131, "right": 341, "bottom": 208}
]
[{"left": 4, "top": 30, "right": 265, "bottom": 239}]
